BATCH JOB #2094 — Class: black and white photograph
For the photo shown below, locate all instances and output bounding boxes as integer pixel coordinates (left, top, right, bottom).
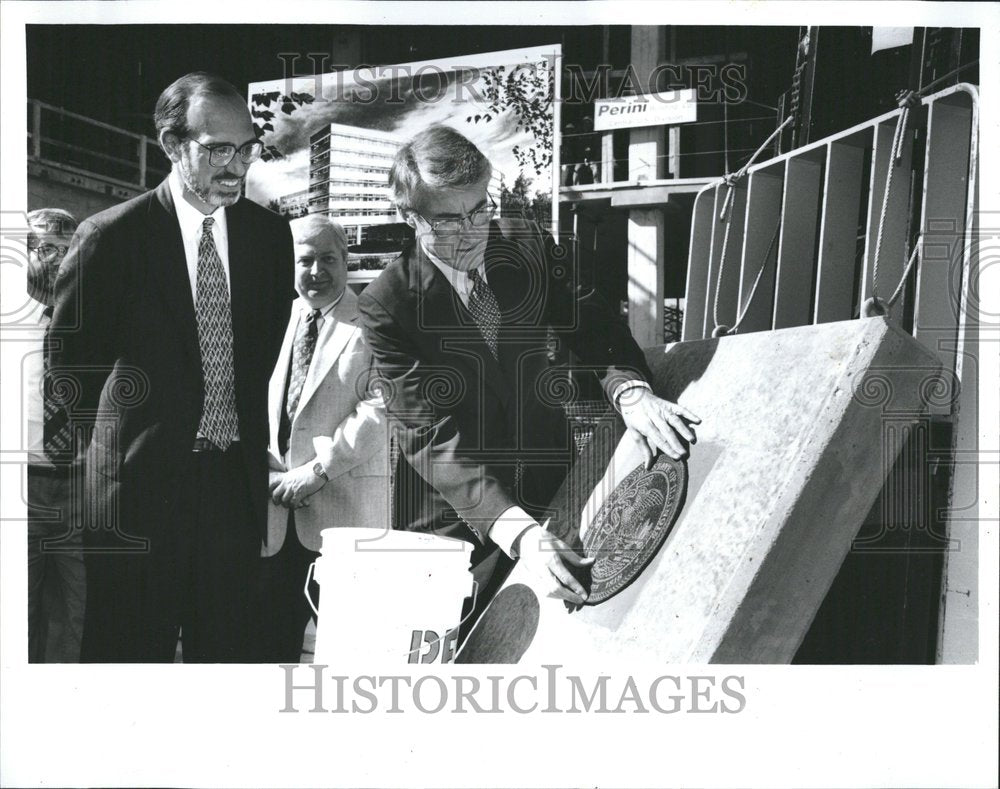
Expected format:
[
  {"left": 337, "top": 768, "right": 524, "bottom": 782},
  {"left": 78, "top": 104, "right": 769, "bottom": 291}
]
[{"left": 1, "top": 2, "right": 996, "bottom": 787}]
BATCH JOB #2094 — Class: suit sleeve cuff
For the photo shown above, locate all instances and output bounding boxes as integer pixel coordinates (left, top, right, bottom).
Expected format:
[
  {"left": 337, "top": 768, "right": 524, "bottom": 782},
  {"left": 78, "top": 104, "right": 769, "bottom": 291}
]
[
  {"left": 612, "top": 379, "right": 652, "bottom": 411},
  {"left": 489, "top": 506, "right": 539, "bottom": 557}
]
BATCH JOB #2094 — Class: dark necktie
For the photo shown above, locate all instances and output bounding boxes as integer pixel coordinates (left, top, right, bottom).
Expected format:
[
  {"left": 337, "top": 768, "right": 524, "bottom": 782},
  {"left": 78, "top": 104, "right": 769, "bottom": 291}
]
[
  {"left": 468, "top": 268, "right": 501, "bottom": 360},
  {"left": 195, "top": 217, "right": 239, "bottom": 449},
  {"left": 286, "top": 309, "right": 321, "bottom": 424}
]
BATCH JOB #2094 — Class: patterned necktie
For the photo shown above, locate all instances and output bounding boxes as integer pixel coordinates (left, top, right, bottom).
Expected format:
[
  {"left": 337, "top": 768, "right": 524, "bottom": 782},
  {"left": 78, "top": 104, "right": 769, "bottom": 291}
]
[
  {"left": 468, "top": 268, "right": 501, "bottom": 360},
  {"left": 41, "top": 307, "right": 73, "bottom": 465},
  {"left": 195, "top": 217, "right": 239, "bottom": 449},
  {"left": 285, "top": 309, "right": 321, "bottom": 424}
]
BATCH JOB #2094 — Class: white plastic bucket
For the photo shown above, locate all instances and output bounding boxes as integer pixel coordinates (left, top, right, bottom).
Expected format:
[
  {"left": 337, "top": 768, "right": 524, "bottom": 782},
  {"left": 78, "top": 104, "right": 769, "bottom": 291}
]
[{"left": 306, "top": 528, "right": 475, "bottom": 665}]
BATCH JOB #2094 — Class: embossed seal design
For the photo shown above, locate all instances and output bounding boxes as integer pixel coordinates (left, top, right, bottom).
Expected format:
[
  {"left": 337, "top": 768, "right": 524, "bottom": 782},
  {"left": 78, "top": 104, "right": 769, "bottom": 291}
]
[{"left": 582, "top": 454, "right": 687, "bottom": 604}]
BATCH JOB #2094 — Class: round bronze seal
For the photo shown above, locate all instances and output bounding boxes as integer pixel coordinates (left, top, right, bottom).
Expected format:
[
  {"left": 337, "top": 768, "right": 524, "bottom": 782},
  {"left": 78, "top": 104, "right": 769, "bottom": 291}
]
[{"left": 581, "top": 453, "right": 687, "bottom": 604}]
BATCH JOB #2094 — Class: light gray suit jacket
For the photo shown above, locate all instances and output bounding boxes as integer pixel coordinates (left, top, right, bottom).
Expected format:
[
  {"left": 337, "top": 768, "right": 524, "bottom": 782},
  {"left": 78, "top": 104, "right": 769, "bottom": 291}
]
[{"left": 265, "top": 288, "right": 390, "bottom": 556}]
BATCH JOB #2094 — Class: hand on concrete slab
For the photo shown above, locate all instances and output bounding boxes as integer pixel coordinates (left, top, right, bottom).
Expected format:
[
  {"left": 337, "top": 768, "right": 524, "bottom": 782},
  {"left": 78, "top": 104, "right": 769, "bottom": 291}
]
[
  {"left": 619, "top": 388, "right": 701, "bottom": 467},
  {"left": 270, "top": 464, "right": 325, "bottom": 509},
  {"left": 517, "top": 523, "right": 594, "bottom": 605}
]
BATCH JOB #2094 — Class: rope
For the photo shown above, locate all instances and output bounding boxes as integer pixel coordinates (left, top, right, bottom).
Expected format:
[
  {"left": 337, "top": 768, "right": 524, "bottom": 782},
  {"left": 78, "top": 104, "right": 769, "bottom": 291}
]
[
  {"left": 728, "top": 220, "right": 782, "bottom": 335},
  {"left": 862, "top": 65, "right": 977, "bottom": 317},
  {"left": 887, "top": 242, "right": 921, "bottom": 308},
  {"left": 709, "top": 65, "right": 977, "bottom": 332},
  {"left": 710, "top": 115, "right": 794, "bottom": 334},
  {"left": 919, "top": 59, "right": 979, "bottom": 97},
  {"left": 865, "top": 89, "right": 922, "bottom": 317},
  {"left": 718, "top": 115, "right": 794, "bottom": 223}
]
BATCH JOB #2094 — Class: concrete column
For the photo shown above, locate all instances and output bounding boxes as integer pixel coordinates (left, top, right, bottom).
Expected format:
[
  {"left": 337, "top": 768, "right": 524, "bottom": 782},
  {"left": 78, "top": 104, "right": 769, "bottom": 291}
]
[
  {"left": 668, "top": 127, "right": 681, "bottom": 178},
  {"left": 601, "top": 132, "right": 614, "bottom": 183},
  {"left": 626, "top": 26, "right": 667, "bottom": 346},
  {"left": 627, "top": 209, "right": 665, "bottom": 347}
]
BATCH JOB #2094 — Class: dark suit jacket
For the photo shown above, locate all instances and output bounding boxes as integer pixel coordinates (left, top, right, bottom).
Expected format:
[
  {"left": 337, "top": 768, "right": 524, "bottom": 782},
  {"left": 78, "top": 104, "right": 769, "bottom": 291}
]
[
  {"left": 358, "top": 218, "right": 652, "bottom": 581},
  {"left": 48, "top": 178, "right": 294, "bottom": 548}
]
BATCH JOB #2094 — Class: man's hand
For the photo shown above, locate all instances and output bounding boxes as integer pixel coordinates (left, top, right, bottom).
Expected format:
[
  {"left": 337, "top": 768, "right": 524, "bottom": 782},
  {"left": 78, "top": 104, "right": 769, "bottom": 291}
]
[
  {"left": 516, "top": 524, "right": 594, "bottom": 605},
  {"left": 619, "top": 388, "right": 701, "bottom": 468},
  {"left": 269, "top": 464, "right": 325, "bottom": 509}
]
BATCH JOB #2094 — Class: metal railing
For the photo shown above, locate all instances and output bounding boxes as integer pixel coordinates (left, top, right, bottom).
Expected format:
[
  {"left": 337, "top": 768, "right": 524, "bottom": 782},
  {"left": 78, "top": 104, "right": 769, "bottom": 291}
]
[
  {"left": 27, "top": 99, "right": 170, "bottom": 190},
  {"left": 682, "top": 83, "right": 979, "bottom": 412}
]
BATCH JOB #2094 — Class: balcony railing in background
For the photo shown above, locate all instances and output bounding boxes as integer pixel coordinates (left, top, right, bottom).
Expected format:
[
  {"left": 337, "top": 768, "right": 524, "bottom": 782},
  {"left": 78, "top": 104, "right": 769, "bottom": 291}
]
[{"left": 27, "top": 99, "right": 170, "bottom": 192}]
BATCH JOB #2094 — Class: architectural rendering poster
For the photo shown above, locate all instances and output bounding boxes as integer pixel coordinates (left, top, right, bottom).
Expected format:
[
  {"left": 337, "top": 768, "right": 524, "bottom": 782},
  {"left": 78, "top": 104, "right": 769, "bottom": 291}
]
[{"left": 245, "top": 45, "right": 561, "bottom": 258}]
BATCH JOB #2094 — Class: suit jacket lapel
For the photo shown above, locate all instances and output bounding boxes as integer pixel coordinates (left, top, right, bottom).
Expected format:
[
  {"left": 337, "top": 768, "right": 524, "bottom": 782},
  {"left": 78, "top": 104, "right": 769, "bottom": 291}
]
[
  {"left": 296, "top": 290, "right": 360, "bottom": 416},
  {"left": 149, "top": 180, "right": 200, "bottom": 365},
  {"left": 225, "top": 200, "right": 255, "bottom": 379},
  {"left": 269, "top": 297, "right": 301, "bottom": 447},
  {"left": 409, "top": 242, "right": 509, "bottom": 406}
]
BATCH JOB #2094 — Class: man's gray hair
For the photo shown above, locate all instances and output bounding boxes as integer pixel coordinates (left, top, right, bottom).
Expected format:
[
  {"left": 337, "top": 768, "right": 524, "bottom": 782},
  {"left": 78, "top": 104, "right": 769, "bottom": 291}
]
[
  {"left": 27, "top": 207, "right": 78, "bottom": 238},
  {"left": 389, "top": 125, "right": 492, "bottom": 212},
  {"left": 290, "top": 213, "right": 349, "bottom": 254}
]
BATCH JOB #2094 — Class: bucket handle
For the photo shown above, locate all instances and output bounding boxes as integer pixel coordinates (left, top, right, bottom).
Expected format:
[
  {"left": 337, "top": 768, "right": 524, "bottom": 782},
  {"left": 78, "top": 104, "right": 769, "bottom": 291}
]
[
  {"left": 404, "top": 580, "right": 479, "bottom": 662},
  {"left": 303, "top": 566, "right": 478, "bottom": 629},
  {"left": 304, "top": 561, "right": 320, "bottom": 618},
  {"left": 303, "top": 564, "right": 480, "bottom": 662}
]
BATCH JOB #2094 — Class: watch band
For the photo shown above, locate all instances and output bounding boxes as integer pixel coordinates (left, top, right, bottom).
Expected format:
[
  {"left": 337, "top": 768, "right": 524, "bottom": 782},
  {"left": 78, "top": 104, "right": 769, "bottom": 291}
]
[{"left": 312, "top": 462, "right": 329, "bottom": 481}]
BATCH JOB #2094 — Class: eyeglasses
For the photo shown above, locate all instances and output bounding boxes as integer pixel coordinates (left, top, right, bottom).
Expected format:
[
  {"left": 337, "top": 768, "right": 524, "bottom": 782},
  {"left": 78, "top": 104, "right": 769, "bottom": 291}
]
[
  {"left": 187, "top": 137, "right": 264, "bottom": 168},
  {"left": 415, "top": 195, "right": 497, "bottom": 238},
  {"left": 28, "top": 241, "right": 69, "bottom": 263}
]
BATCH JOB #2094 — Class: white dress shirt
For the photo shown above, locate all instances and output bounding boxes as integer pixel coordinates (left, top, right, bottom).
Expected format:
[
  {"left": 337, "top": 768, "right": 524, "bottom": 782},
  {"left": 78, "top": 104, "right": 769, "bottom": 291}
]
[
  {"left": 167, "top": 169, "right": 232, "bottom": 301},
  {"left": 293, "top": 292, "right": 341, "bottom": 341},
  {"left": 424, "top": 249, "right": 488, "bottom": 310},
  {"left": 168, "top": 169, "right": 238, "bottom": 441}
]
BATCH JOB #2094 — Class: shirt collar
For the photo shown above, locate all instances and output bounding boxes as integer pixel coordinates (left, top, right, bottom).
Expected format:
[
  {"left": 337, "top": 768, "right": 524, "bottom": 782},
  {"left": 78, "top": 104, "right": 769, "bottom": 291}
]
[
  {"left": 168, "top": 168, "right": 228, "bottom": 238},
  {"left": 422, "top": 244, "right": 486, "bottom": 298},
  {"left": 302, "top": 289, "right": 344, "bottom": 321}
]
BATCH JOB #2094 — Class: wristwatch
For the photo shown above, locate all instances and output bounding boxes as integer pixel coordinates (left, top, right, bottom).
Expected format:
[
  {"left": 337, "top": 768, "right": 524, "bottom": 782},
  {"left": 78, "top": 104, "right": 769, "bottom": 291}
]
[{"left": 312, "top": 462, "right": 329, "bottom": 482}]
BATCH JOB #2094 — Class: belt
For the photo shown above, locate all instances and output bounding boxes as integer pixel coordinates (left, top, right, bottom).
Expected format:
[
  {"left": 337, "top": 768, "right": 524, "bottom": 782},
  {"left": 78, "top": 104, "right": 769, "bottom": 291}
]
[{"left": 192, "top": 437, "right": 238, "bottom": 453}]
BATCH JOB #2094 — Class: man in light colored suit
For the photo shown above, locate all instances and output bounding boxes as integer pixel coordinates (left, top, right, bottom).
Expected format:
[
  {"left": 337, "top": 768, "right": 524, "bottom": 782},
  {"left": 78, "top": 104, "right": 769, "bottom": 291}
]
[{"left": 259, "top": 213, "right": 389, "bottom": 662}]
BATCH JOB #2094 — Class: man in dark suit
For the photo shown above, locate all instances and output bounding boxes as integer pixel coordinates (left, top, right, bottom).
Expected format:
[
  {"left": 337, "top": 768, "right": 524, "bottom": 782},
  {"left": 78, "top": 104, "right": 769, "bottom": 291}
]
[
  {"left": 358, "top": 125, "right": 699, "bottom": 628},
  {"left": 48, "top": 72, "right": 294, "bottom": 662}
]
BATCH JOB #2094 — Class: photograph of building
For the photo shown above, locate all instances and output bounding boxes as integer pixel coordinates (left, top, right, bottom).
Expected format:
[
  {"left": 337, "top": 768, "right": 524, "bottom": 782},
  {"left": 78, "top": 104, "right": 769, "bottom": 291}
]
[
  {"left": 306, "top": 122, "right": 399, "bottom": 245},
  {"left": 245, "top": 45, "right": 558, "bottom": 238},
  {"left": 298, "top": 122, "right": 504, "bottom": 279}
]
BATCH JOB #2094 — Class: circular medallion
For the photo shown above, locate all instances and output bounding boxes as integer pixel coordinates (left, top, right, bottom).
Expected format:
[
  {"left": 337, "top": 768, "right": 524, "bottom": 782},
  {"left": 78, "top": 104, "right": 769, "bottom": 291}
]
[{"left": 582, "top": 454, "right": 687, "bottom": 604}]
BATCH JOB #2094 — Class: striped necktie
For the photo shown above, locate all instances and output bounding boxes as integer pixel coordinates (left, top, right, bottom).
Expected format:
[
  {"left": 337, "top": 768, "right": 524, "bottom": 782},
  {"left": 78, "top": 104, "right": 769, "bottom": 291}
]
[{"left": 194, "top": 217, "right": 239, "bottom": 449}]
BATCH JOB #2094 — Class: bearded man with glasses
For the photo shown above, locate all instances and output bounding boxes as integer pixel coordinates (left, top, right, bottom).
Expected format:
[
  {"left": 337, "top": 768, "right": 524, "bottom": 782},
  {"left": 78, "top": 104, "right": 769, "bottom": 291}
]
[
  {"left": 48, "top": 72, "right": 294, "bottom": 662},
  {"left": 359, "top": 125, "right": 699, "bottom": 643}
]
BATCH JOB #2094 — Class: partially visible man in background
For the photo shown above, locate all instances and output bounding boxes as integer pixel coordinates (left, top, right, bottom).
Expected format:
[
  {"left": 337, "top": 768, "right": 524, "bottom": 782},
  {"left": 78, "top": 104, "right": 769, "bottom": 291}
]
[
  {"left": 25, "top": 207, "right": 85, "bottom": 662},
  {"left": 260, "top": 213, "right": 389, "bottom": 663}
]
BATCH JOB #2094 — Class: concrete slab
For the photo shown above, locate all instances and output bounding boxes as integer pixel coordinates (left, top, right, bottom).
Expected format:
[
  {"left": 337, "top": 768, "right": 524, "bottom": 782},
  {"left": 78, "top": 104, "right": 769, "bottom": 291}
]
[{"left": 458, "top": 317, "right": 945, "bottom": 664}]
